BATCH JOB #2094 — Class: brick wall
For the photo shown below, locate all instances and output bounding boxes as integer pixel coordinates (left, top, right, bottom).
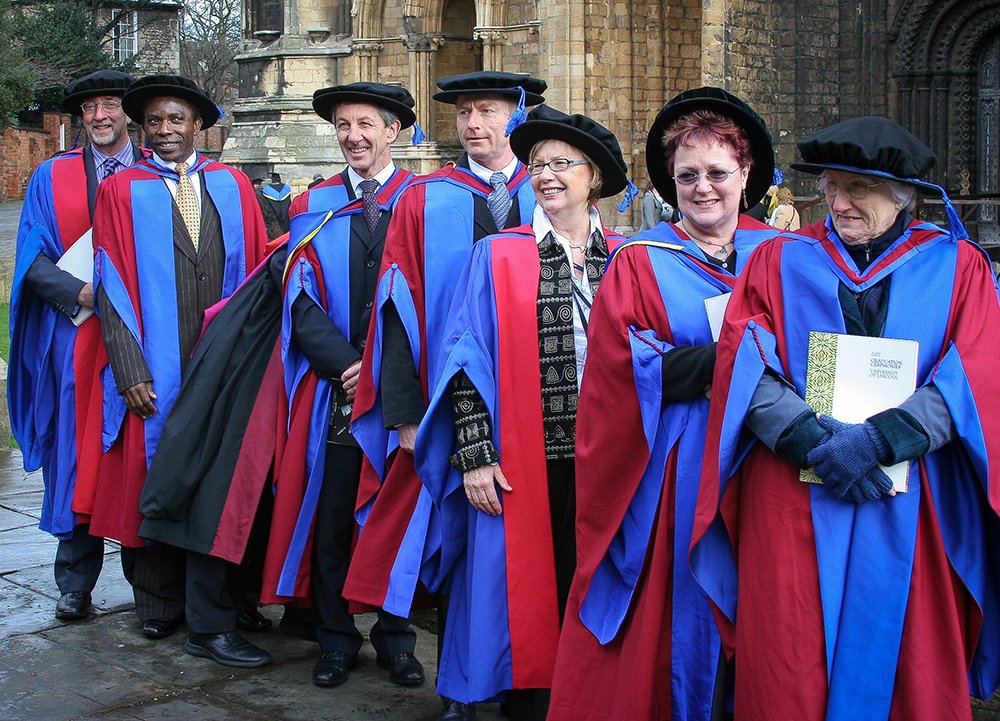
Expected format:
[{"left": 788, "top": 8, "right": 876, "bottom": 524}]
[{"left": 0, "top": 114, "right": 71, "bottom": 201}]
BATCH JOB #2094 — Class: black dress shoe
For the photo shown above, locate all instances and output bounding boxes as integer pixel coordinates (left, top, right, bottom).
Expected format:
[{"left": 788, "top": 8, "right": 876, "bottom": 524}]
[
  {"left": 376, "top": 652, "right": 425, "bottom": 686},
  {"left": 312, "top": 650, "right": 357, "bottom": 687},
  {"left": 184, "top": 630, "right": 272, "bottom": 668},
  {"left": 439, "top": 698, "right": 476, "bottom": 721},
  {"left": 55, "top": 591, "right": 91, "bottom": 620},
  {"left": 142, "top": 617, "right": 182, "bottom": 640},
  {"left": 236, "top": 608, "right": 273, "bottom": 632}
]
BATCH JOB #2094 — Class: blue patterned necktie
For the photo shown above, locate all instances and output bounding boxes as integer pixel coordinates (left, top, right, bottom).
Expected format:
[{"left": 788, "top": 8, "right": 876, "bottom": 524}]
[
  {"left": 100, "top": 157, "right": 120, "bottom": 182},
  {"left": 360, "top": 179, "right": 380, "bottom": 234},
  {"left": 487, "top": 172, "right": 511, "bottom": 230}
]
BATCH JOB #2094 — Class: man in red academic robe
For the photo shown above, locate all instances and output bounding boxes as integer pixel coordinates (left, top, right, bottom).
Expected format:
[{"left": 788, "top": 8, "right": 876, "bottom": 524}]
[{"left": 91, "top": 74, "right": 268, "bottom": 667}]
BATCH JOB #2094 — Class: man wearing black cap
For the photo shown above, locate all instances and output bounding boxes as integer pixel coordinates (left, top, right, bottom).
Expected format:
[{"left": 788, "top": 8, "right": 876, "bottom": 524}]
[
  {"left": 346, "top": 70, "right": 545, "bottom": 721},
  {"left": 10, "top": 69, "right": 145, "bottom": 623},
  {"left": 262, "top": 81, "right": 425, "bottom": 688},
  {"left": 88, "top": 74, "right": 268, "bottom": 666}
]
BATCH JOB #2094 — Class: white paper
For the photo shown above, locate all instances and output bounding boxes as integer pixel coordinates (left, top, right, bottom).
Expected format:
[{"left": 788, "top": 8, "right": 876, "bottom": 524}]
[
  {"left": 56, "top": 229, "right": 94, "bottom": 326},
  {"left": 704, "top": 292, "right": 732, "bottom": 342}
]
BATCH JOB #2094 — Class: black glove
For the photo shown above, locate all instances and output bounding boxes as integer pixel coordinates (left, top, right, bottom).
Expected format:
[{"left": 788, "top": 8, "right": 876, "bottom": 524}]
[{"left": 805, "top": 415, "right": 892, "bottom": 502}]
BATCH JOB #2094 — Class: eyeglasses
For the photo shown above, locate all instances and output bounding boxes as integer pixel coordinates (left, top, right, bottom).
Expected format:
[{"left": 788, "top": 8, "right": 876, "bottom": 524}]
[
  {"left": 526, "top": 158, "right": 590, "bottom": 175},
  {"left": 81, "top": 99, "right": 122, "bottom": 115},
  {"left": 672, "top": 168, "right": 741, "bottom": 186},
  {"left": 818, "top": 177, "right": 885, "bottom": 200}
]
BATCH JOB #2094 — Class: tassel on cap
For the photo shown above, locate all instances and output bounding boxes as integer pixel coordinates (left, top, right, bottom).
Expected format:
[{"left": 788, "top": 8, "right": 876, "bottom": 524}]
[
  {"left": 216, "top": 105, "right": 226, "bottom": 119},
  {"left": 504, "top": 86, "right": 527, "bottom": 137},
  {"left": 929, "top": 183, "right": 970, "bottom": 240},
  {"left": 616, "top": 179, "right": 639, "bottom": 212},
  {"left": 773, "top": 166, "right": 784, "bottom": 185},
  {"left": 412, "top": 122, "right": 426, "bottom": 146}
]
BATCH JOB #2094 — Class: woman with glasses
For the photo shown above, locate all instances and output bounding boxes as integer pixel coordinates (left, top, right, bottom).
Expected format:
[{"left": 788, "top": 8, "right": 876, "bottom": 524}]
[
  {"left": 548, "top": 87, "right": 779, "bottom": 721},
  {"left": 415, "top": 105, "right": 632, "bottom": 720},
  {"left": 692, "top": 117, "right": 1000, "bottom": 719}
]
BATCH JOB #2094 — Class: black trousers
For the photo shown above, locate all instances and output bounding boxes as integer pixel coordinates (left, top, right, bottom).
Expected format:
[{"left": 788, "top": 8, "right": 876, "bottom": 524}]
[
  {"left": 54, "top": 524, "right": 106, "bottom": 594},
  {"left": 122, "top": 543, "right": 238, "bottom": 633},
  {"left": 506, "top": 457, "right": 576, "bottom": 721},
  {"left": 312, "top": 442, "right": 415, "bottom": 657}
]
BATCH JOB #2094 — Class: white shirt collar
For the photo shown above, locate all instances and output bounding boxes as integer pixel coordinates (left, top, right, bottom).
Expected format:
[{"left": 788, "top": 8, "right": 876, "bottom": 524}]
[
  {"left": 347, "top": 163, "right": 397, "bottom": 198},
  {"left": 467, "top": 155, "right": 519, "bottom": 186},
  {"left": 153, "top": 150, "right": 198, "bottom": 172},
  {"left": 532, "top": 204, "right": 604, "bottom": 249}
]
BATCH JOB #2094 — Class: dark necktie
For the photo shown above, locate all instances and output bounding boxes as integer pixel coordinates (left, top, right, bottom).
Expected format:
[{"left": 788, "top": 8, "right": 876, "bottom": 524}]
[
  {"left": 360, "top": 179, "right": 380, "bottom": 234},
  {"left": 100, "top": 157, "right": 120, "bottom": 182},
  {"left": 487, "top": 172, "right": 511, "bottom": 230}
]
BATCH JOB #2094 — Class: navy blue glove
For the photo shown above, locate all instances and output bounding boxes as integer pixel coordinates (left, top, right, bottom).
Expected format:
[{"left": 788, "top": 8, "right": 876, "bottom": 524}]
[{"left": 805, "top": 415, "right": 891, "bottom": 502}]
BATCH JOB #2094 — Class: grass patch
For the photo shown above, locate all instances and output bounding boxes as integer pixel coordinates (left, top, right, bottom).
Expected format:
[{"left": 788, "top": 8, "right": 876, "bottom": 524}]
[{"left": 0, "top": 302, "right": 8, "bottom": 362}]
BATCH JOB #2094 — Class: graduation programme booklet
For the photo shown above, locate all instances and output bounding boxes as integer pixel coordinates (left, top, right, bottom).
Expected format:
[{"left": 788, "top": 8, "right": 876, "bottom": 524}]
[{"left": 799, "top": 331, "right": 919, "bottom": 493}]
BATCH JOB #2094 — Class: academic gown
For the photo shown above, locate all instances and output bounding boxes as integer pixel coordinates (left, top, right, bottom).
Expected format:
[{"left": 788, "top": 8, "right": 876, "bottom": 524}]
[
  {"left": 89, "top": 156, "right": 265, "bottom": 547},
  {"left": 691, "top": 218, "right": 1000, "bottom": 721},
  {"left": 547, "top": 218, "right": 778, "bottom": 721},
  {"left": 345, "top": 161, "right": 536, "bottom": 616},
  {"left": 415, "top": 223, "right": 626, "bottom": 704},
  {"left": 9, "top": 145, "right": 144, "bottom": 538},
  {"left": 136, "top": 243, "right": 288, "bottom": 561},
  {"left": 260, "top": 168, "right": 414, "bottom": 603}
]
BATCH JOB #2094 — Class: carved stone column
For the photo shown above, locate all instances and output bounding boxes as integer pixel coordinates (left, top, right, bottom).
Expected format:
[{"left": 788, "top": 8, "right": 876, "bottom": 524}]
[
  {"left": 352, "top": 41, "right": 384, "bottom": 81},
  {"left": 406, "top": 35, "right": 444, "bottom": 139},
  {"left": 475, "top": 29, "right": 507, "bottom": 70}
]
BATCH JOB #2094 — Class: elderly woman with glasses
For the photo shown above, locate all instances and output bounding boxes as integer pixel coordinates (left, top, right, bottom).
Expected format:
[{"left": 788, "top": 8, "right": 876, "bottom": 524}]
[
  {"left": 415, "top": 105, "right": 633, "bottom": 720},
  {"left": 547, "top": 87, "right": 780, "bottom": 721},
  {"left": 691, "top": 117, "right": 1000, "bottom": 720}
]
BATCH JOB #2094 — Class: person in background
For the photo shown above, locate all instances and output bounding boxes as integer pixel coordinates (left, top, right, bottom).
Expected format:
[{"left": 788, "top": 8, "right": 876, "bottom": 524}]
[
  {"left": 548, "top": 86, "right": 780, "bottom": 721},
  {"left": 10, "top": 69, "right": 144, "bottom": 623},
  {"left": 640, "top": 180, "right": 677, "bottom": 229},
  {"left": 766, "top": 184, "right": 800, "bottom": 230},
  {"left": 257, "top": 171, "right": 292, "bottom": 239},
  {"left": 692, "top": 116, "right": 1000, "bottom": 720}
]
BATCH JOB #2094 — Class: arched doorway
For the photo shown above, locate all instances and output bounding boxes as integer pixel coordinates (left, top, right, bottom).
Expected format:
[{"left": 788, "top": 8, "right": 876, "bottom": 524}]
[{"left": 433, "top": 0, "right": 481, "bottom": 144}]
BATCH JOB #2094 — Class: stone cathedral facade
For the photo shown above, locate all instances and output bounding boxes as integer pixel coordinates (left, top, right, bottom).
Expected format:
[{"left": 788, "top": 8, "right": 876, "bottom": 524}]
[{"left": 224, "top": 0, "right": 1000, "bottom": 240}]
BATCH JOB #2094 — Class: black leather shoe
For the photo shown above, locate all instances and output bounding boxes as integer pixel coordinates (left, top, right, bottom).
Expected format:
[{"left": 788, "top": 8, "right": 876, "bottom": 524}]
[
  {"left": 55, "top": 591, "right": 91, "bottom": 620},
  {"left": 377, "top": 652, "right": 425, "bottom": 686},
  {"left": 236, "top": 608, "right": 272, "bottom": 632},
  {"left": 142, "top": 617, "right": 182, "bottom": 640},
  {"left": 439, "top": 698, "right": 476, "bottom": 721},
  {"left": 312, "top": 650, "right": 357, "bottom": 687},
  {"left": 184, "top": 630, "right": 272, "bottom": 668}
]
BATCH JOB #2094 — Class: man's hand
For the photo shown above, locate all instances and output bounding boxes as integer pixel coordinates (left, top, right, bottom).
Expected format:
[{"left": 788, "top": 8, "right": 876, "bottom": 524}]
[
  {"left": 396, "top": 423, "right": 418, "bottom": 453},
  {"left": 123, "top": 382, "right": 157, "bottom": 419},
  {"left": 341, "top": 360, "right": 362, "bottom": 402},
  {"left": 463, "top": 464, "right": 513, "bottom": 516},
  {"left": 76, "top": 282, "right": 95, "bottom": 310}
]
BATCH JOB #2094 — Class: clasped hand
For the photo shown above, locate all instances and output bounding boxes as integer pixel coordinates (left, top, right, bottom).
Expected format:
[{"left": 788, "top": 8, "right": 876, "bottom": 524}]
[{"left": 805, "top": 414, "right": 896, "bottom": 503}]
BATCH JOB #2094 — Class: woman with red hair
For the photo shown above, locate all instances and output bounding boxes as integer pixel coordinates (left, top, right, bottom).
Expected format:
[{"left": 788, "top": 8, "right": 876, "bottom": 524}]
[{"left": 548, "top": 87, "right": 780, "bottom": 721}]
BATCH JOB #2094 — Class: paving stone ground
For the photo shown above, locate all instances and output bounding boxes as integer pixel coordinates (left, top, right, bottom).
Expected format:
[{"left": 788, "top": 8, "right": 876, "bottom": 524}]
[{"left": 0, "top": 450, "right": 505, "bottom": 721}]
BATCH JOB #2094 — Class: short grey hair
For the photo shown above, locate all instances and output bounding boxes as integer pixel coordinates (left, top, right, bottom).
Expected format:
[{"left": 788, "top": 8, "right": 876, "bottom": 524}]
[
  {"left": 887, "top": 180, "right": 917, "bottom": 213},
  {"left": 377, "top": 107, "right": 400, "bottom": 127}
]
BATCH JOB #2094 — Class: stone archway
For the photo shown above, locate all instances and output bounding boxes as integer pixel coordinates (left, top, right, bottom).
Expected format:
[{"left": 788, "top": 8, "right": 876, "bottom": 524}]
[{"left": 889, "top": 0, "right": 1000, "bottom": 205}]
